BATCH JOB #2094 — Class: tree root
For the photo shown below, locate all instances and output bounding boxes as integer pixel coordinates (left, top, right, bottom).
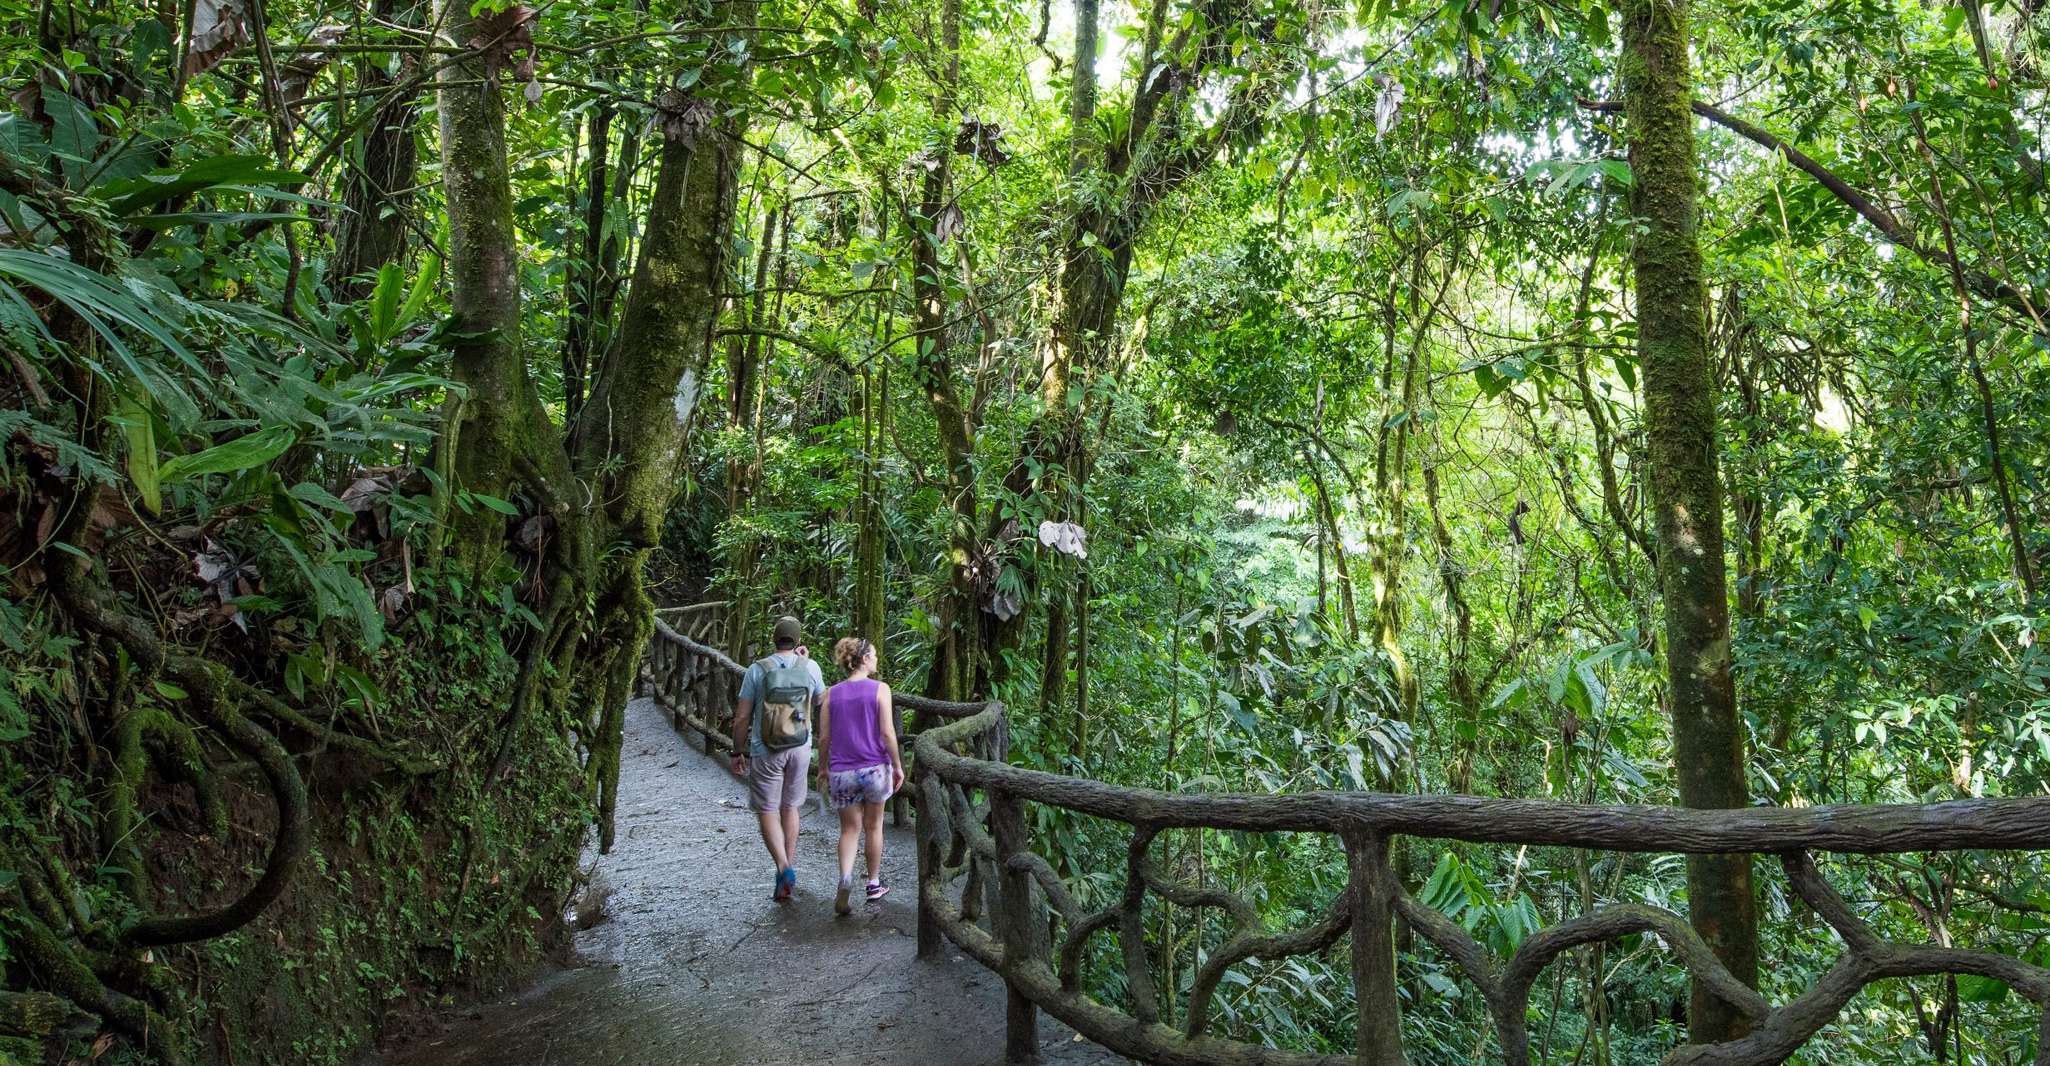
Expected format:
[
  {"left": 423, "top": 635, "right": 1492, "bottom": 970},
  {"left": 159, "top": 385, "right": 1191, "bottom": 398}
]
[
  {"left": 0, "top": 989, "right": 88, "bottom": 1040},
  {"left": 229, "top": 675, "right": 444, "bottom": 775},
  {"left": 140, "top": 708, "right": 230, "bottom": 837},
  {"left": 49, "top": 555, "right": 310, "bottom": 949},
  {"left": 10, "top": 912, "right": 185, "bottom": 1066},
  {"left": 119, "top": 657, "right": 310, "bottom": 948}
]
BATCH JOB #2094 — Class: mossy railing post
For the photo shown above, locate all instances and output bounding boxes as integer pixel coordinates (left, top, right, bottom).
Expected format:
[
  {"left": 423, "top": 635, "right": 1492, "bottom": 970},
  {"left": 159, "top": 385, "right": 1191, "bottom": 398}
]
[
  {"left": 1346, "top": 829, "right": 1407, "bottom": 1066},
  {"left": 991, "top": 786, "right": 1041, "bottom": 1066},
  {"left": 915, "top": 757, "right": 943, "bottom": 959}
]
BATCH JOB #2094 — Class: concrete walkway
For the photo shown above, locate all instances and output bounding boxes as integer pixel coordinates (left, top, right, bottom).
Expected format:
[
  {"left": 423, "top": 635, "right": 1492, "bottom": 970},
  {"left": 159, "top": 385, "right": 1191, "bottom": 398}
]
[{"left": 383, "top": 696, "right": 1123, "bottom": 1066}]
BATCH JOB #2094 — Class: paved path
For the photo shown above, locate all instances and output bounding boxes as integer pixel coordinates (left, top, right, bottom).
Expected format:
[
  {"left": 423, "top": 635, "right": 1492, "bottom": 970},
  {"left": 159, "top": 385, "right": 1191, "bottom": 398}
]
[{"left": 384, "top": 696, "right": 1124, "bottom": 1066}]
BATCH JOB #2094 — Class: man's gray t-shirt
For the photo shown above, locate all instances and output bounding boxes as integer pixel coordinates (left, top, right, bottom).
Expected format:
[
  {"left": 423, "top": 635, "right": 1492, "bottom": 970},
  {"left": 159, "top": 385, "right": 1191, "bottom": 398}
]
[{"left": 737, "top": 651, "right": 826, "bottom": 758}]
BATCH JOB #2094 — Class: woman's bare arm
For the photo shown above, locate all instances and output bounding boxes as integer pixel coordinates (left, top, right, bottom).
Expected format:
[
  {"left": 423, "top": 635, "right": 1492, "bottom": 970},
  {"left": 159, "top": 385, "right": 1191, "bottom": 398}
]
[{"left": 877, "top": 683, "right": 904, "bottom": 790}]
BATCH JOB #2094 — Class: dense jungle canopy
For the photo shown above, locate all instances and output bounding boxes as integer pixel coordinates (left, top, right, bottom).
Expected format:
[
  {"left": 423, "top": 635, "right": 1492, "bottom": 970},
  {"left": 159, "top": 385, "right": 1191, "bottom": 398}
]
[{"left": 2, "top": 0, "right": 2049, "bottom": 1060}]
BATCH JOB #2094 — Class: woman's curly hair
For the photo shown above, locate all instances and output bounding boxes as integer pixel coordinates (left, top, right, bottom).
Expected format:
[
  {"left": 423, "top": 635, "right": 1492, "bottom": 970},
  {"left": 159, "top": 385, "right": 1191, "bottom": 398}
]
[{"left": 833, "top": 636, "right": 874, "bottom": 673}]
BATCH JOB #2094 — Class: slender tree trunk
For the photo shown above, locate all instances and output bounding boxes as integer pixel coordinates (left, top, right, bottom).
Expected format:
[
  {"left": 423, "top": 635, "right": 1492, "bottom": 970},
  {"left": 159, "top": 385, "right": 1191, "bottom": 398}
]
[
  {"left": 1307, "top": 451, "right": 1359, "bottom": 639},
  {"left": 1372, "top": 242, "right": 1431, "bottom": 719},
  {"left": 721, "top": 207, "right": 775, "bottom": 656},
  {"left": 1621, "top": 0, "right": 1759, "bottom": 1040},
  {"left": 913, "top": 0, "right": 981, "bottom": 701},
  {"left": 327, "top": 0, "right": 421, "bottom": 303},
  {"left": 1073, "top": 537, "right": 1090, "bottom": 759},
  {"left": 1422, "top": 451, "right": 1476, "bottom": 782},
  {"left": 852, "top": 366, "right": 889, "bottom": 653},
  {"left": 561, "top": 104, "right": 613, "bottom": 430}
]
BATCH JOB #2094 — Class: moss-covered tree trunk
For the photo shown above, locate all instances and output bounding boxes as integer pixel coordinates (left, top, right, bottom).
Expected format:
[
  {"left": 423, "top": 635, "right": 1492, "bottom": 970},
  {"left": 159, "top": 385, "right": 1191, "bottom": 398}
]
[
  {"left": 433, "top": 3, "right": 569, "bottom": 570},
  {"left": 571, "top": 86, "right": 744, "bottom": 848},
  {"left": 1620, "top": 0, "right": 1759, "bottom": 1041}
]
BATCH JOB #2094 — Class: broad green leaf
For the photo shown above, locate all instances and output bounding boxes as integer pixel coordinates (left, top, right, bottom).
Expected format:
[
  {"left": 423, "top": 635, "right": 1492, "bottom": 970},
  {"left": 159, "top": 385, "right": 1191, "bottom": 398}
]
[
  {"left": 159, "top": 427, "right": 297, "bottom": 483},
  {"left": 469, "top": 492, "right": 519, "bottom": 515},
  {"left": 115, "top": 387, "right": 160, "bottom": 513}
]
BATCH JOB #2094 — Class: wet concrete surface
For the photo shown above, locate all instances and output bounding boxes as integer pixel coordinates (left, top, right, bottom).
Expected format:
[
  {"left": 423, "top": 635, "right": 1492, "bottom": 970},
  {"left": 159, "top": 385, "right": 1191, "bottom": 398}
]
[{"left": 382, "top": 697, "right": 1126, "bottom": 1066}]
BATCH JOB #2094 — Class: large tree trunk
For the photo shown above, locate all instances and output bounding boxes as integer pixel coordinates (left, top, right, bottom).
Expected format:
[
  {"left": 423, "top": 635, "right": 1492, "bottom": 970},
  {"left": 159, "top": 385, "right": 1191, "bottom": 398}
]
[
  {"left": 1621, "top": 0, "right": 1759, "bottom": 1041},
  {"left": 568, "top": 86, "right": 743, "bottom": 848},
  {"left": 574, "top": 101, "right": 738, "bottom": 544}
]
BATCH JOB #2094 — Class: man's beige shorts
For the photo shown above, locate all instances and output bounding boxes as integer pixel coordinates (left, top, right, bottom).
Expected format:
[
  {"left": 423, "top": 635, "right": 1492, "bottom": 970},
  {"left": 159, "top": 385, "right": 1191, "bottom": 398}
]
[{"left": 748, "top": 744, "right": 811, "bottom": 811}]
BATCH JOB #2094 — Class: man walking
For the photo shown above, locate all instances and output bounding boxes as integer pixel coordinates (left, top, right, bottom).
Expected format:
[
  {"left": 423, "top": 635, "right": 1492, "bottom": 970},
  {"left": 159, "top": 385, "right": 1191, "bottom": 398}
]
[{"left": 732, "top": 615, "right": 825, "bottom": 900}]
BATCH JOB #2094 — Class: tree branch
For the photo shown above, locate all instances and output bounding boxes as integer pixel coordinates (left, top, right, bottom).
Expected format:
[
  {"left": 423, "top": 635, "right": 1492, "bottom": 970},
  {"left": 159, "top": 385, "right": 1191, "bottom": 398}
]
[{"left": 1577, "top": 96, "right": 2041, "bottom": 324}]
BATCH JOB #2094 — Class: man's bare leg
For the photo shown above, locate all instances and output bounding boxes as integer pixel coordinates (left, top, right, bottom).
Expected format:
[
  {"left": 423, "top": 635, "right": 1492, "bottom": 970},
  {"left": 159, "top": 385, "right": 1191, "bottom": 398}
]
[
  {"left": 780, "top": 806, "right": 802, "bottom": 872},
  {"left": 756, "top": 810, "right": 789, "bottom": 871}
]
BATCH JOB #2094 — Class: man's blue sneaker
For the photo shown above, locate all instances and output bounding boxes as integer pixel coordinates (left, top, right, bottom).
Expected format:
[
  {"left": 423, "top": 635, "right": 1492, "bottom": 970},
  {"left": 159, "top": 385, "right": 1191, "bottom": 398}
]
[{"left": 773, "top": 866, "right": 795, "bottom": 902}]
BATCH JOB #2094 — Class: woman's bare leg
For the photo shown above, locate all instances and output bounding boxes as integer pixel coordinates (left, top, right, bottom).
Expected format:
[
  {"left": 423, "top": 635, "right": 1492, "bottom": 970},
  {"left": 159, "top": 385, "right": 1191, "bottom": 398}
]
[
  {"left": 862, "top": 800, "right": 887, "bottom": 883},
  {"left": 837, "top": 805, "right": 862, "bottom": 881}
]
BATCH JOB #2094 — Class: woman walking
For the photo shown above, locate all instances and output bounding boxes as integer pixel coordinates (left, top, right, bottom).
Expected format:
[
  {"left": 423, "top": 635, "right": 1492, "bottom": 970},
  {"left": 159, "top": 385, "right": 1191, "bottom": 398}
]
[{"left": 816, "top": 637, "right": 905, "bottom": 915}]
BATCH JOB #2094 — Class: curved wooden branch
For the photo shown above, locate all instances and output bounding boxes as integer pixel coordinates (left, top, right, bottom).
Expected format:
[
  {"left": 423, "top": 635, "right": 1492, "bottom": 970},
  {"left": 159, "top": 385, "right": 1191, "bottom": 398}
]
[
  {"left": 924, "top": 886, "right": 1355, "bottom": 1066},
  {"left": 1393, "top": 890, "right": 1499, "bottom": 997},
  {"left": 1500, "top": 903, "right": 1767, "bottom": 1065},
  {"left": 1504, "top": 904, "right": 1769, "bottom": 1024},
  {"left": 1663, "top": 855, "right": 2050, "bottom": 1065},
  {"left": 1007, "top": 851, "right": 1083, "bottom": 930},
  {"left": 1779, "top": 850, "right": 1882, "bottom": 953},
  {"left": 1059, "top": 905, "right": 1124, "bottom": 991},
  {"left": 1185, "top": 892, "right": 1352, "bottom": 1039},
  {"left": 1138, "top": 858, "right": 1259, "bottom": 929}
]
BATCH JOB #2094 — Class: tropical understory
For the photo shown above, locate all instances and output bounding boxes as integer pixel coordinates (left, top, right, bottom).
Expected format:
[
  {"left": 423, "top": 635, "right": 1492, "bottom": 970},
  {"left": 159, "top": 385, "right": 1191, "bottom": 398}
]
[{"left": 2, "top": 0, "right": 2049, "bottom": 1062}]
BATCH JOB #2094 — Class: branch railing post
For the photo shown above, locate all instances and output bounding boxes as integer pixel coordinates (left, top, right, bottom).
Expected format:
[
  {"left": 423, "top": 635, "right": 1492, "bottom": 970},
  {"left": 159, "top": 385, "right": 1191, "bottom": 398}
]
[
  {"left": 915, "top": 757, "right": 943, "bottom": 960},
  {"left": 992, "top": 786, "right": 1042, "bottom": 1066},
  {"left": 1346, "top": 829, "right": 1408, "bottom": 1066}
]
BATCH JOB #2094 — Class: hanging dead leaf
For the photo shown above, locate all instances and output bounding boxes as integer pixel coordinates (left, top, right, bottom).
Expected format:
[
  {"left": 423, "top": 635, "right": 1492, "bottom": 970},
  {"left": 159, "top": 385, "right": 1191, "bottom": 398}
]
[
  {"left": 185, "top": 0, "right": 248, "bottom": 78},
  {"left": 1037, "top": 519, "right": 1087, "bottom": 559},
  {"left": 468, "top": 4, "right": 537, "bottom": 86},
  {"left": 278, "top": 24, "right": 347, "bottom": 104},
  {"left": 986, "top": 588, "right": 1022, "bottom": 621},
  {"left": 1372, "top": 74, "right": 1406, "bottom": 140},
  {"left": 932, "top": 203, "right": 964, "bottom": 244},
  {"left": 953, "top": 117, "right": 1012, "bottom": 167}
]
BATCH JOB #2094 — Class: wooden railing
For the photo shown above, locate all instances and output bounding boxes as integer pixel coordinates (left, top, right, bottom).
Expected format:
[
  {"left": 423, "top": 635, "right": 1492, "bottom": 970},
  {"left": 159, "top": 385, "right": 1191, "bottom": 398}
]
[
  {"left": 643, "top": 619, "right": 2050, "bottom": 1066},
  {"left": 639, "top": 616, "right": 985, "bottom": 821}
]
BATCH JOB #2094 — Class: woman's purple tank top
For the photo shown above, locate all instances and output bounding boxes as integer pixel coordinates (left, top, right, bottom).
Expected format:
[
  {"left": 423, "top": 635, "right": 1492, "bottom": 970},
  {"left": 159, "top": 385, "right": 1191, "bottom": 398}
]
[{"left": 825, "top": 678, "right": 889, "bottom": 772}]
